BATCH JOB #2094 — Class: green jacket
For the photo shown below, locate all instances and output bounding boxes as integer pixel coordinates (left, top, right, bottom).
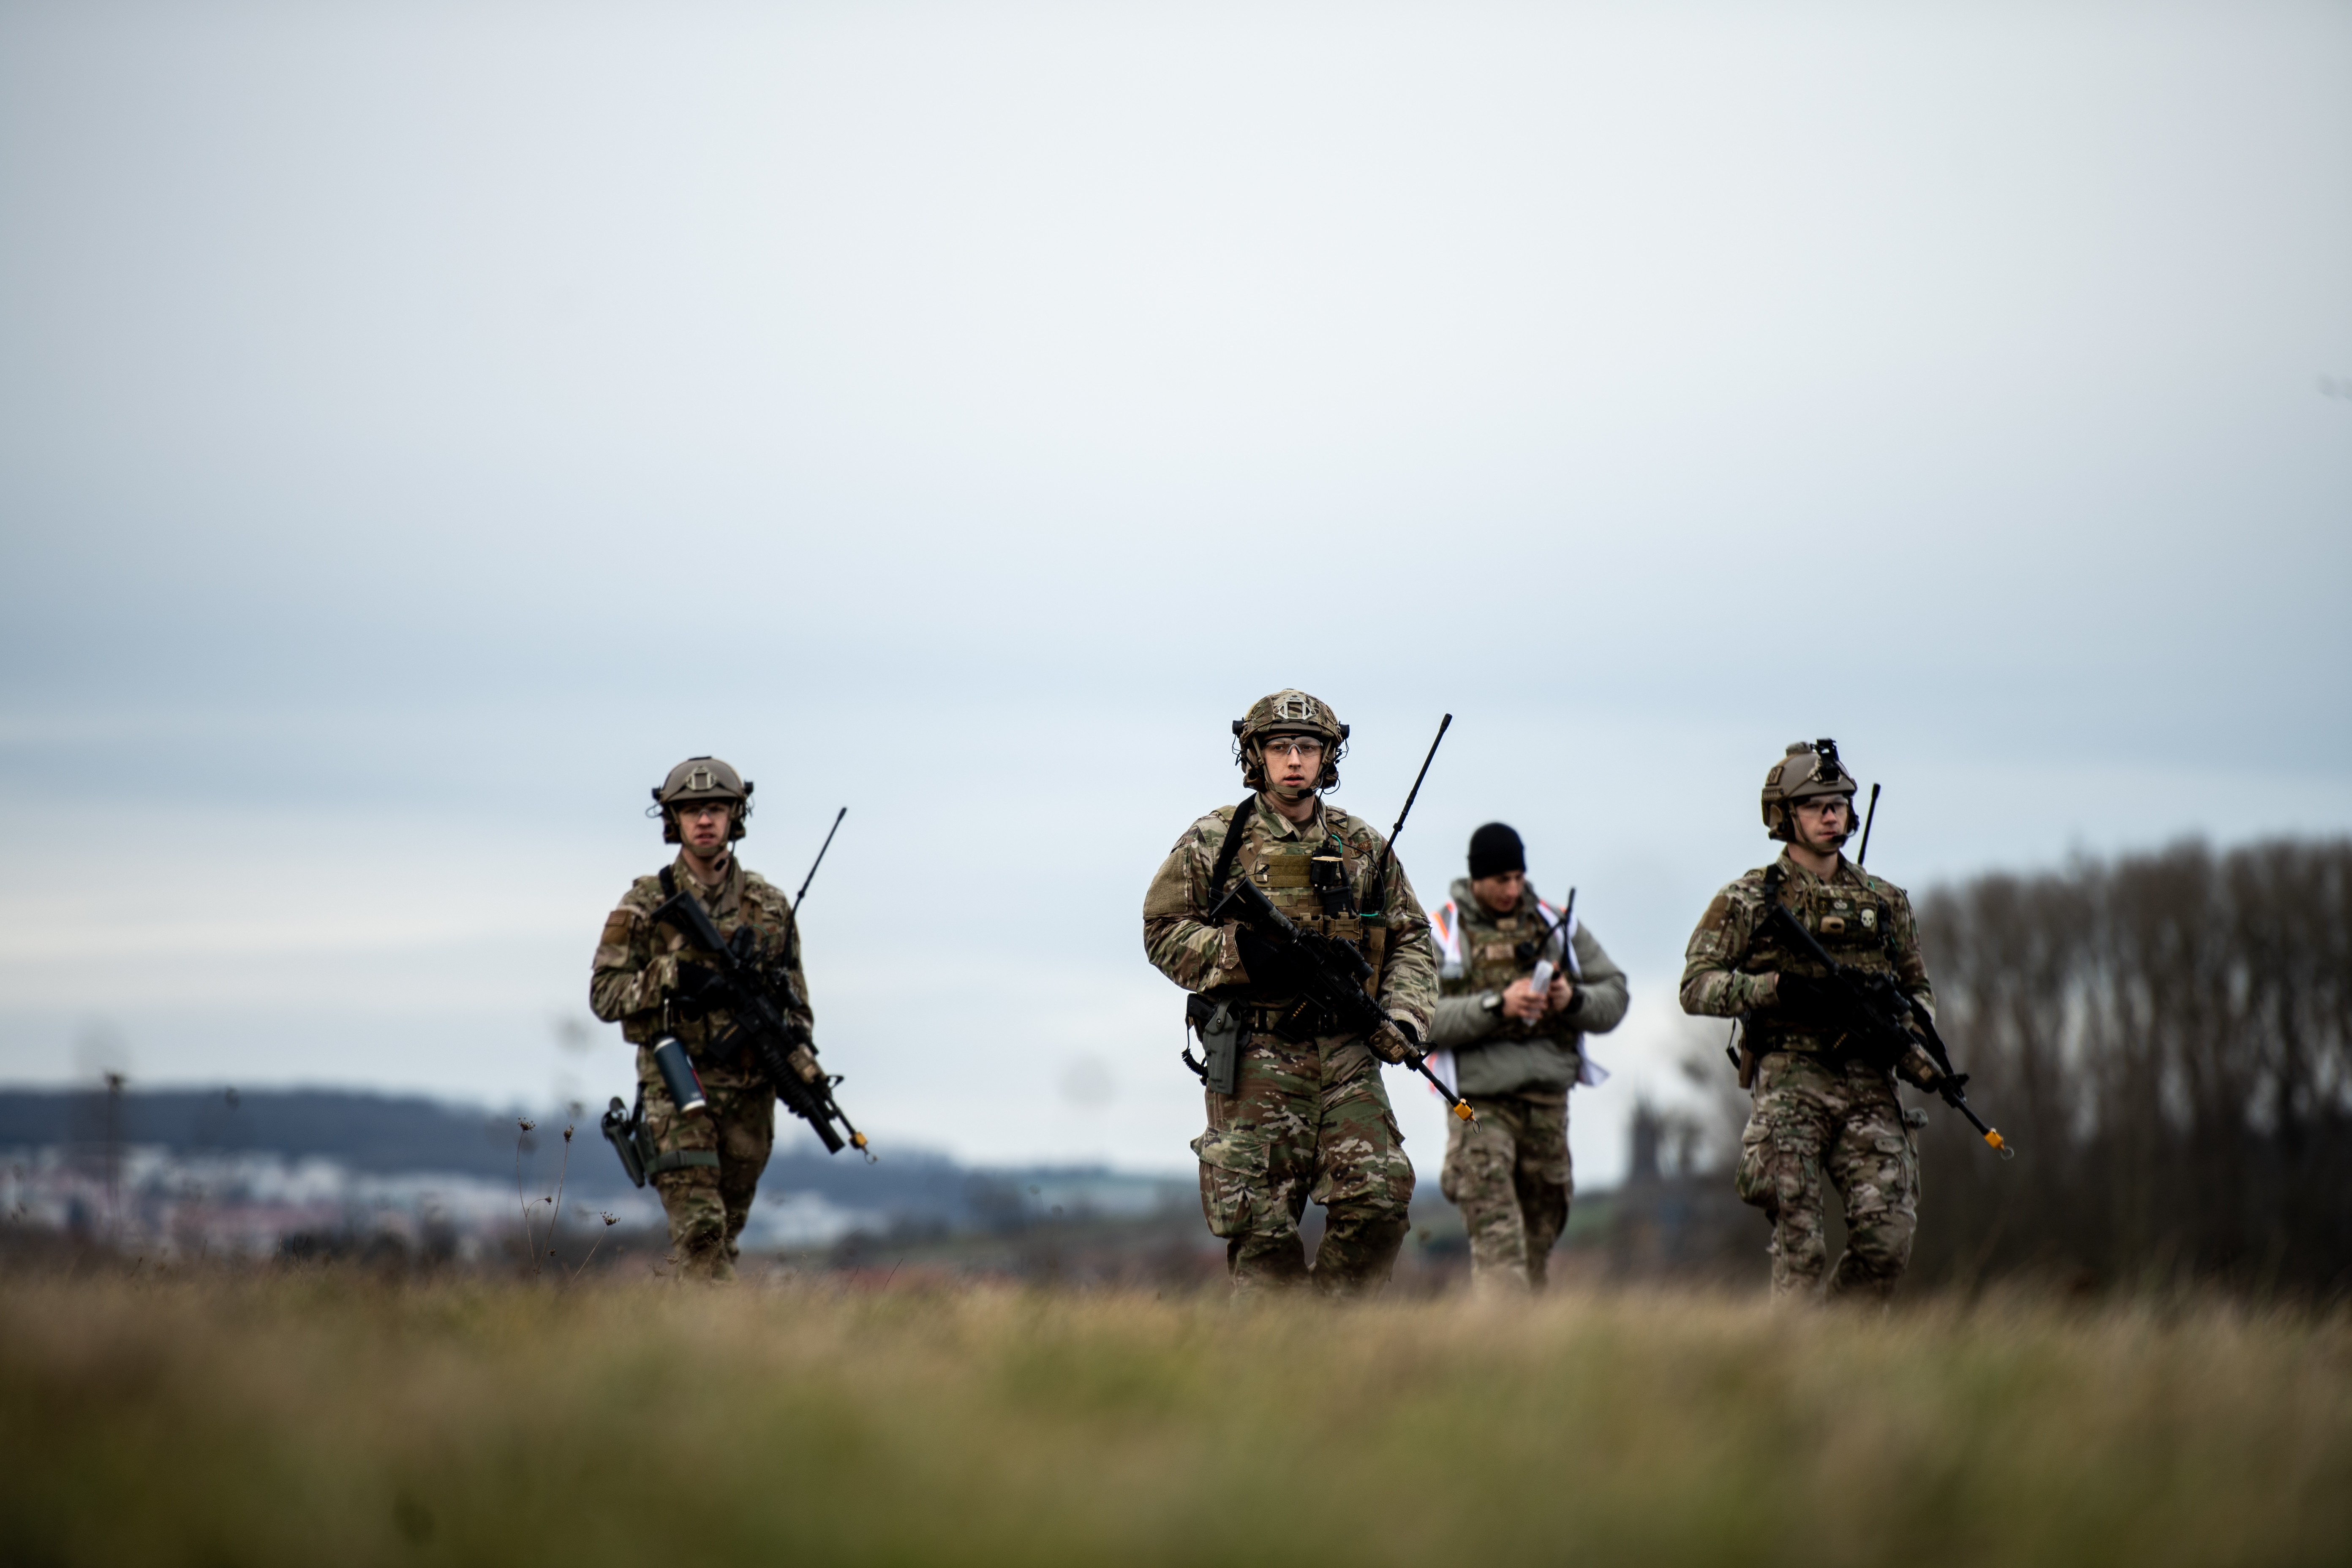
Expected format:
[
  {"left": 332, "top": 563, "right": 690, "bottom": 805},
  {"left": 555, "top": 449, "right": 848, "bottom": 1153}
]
[{"left": 1426, "top": 878, "right": 1627, "bottom": 1096}]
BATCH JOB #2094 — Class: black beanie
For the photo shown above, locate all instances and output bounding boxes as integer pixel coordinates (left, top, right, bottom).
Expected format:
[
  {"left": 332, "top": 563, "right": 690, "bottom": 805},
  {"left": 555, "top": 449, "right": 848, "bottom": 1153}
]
[{"left": 1468, "top": 822, "right": 1525, "bottom": 880}]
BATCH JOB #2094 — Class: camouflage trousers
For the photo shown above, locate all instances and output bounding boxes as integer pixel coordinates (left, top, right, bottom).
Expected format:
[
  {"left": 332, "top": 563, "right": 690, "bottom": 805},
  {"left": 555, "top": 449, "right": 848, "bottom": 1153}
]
[
  {"left": 1735, "top": 1052, "right": 1920, "bottom": 1301},
  {"left": 638, "top": 1049, "right": 776, "bottom": 1282},
  {"left": 1191, "top": 1037, "right": 1416, "bottom": 1300},
  {"left": 1440, "top": 1089, "right": 1571, "bottom": 1293}
]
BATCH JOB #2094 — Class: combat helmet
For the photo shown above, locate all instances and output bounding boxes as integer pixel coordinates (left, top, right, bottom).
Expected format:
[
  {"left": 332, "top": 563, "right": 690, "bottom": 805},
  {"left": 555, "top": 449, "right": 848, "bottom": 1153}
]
[
  {"left": 651, "top": 756, "right": 754, "bottom": 843},
  {"left": 1233, "top": 689, "right": 1348, "bottom": 795},
  {"left": 1760, "top": 738, "right": 1857, "bottom": 843}
]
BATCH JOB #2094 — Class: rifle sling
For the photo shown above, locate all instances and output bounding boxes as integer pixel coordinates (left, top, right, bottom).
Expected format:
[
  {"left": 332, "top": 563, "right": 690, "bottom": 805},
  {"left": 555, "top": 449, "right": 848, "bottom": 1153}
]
[{"left": 1206, "top": 793, "right": 1260, "bottom": 904}]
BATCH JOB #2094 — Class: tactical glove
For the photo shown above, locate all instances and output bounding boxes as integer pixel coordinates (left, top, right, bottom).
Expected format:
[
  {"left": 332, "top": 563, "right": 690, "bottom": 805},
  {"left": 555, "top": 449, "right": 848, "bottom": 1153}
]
[
  {"left": 1897, "top": 1043, "right": 1961, "bottom": 1094},
  {"left": 1771, "top": 972, "right": 1837, "bottom": 1017},
  {"left": 1369, "top": 1016, "right": 1421, "bottom": 1065},
  {"left": 670, "top": 958, "right": 728, "bottom": 1021},
  {"left": 1233, "top": 925, "right": 1312, "bottom": 994}
]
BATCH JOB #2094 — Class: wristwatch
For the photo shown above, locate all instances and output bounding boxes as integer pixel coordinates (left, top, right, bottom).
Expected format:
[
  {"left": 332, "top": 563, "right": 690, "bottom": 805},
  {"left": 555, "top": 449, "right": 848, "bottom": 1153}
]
[{"left": 1478, "top": 991, "right": 1504, "bottom": 1016}]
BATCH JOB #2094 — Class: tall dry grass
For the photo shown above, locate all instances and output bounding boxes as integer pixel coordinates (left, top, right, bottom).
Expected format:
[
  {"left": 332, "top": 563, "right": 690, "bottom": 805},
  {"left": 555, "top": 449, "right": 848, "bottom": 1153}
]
[{"left": 0, "top": 1269, "right": 2345, "bottom": 1566}]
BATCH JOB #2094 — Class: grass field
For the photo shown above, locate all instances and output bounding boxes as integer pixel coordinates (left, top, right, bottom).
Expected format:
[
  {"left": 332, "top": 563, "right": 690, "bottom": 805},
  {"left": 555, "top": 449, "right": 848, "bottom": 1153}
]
[{"left": 1, "top": 1268, "right": 2347, "bottom": 1566}]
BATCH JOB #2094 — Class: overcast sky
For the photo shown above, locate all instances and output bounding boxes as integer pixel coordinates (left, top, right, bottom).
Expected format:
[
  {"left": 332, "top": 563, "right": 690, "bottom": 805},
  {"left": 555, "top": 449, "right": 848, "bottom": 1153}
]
[{"left": 2, "top": 0, "right": 2347, "bottom": 1184}]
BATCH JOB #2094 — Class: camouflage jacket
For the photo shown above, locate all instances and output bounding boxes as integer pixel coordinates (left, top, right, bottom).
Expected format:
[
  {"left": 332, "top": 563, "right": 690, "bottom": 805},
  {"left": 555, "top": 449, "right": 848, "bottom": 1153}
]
[
  {"left": 1426, "top": 877, "right": 1628, "bottom": 1095},
  {"left": 589, "top": 853, "right": 812, "bottom": 1071},
  {"left": 1679, "top": 848, "right": 1935, "bottom": 1054},
  {"left": 1141, "top": 794, "right": 1437, "bottom": 1057}
]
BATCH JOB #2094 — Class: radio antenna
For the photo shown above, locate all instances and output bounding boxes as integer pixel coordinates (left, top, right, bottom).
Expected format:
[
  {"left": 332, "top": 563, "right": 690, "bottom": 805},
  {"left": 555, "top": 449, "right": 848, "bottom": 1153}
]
[{"left": 794, "top": 807, "right": 848, "bottom": 909}]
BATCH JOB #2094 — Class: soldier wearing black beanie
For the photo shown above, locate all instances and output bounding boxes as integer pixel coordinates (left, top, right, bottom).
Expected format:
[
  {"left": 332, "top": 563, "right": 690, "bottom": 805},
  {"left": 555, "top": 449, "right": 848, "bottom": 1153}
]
[
  {"left": 1424, "top": 820, "right": 1628, "bottom": 1293},
  {"left": 1467, "top": 822, "right": 1525, "bottom": 881}
]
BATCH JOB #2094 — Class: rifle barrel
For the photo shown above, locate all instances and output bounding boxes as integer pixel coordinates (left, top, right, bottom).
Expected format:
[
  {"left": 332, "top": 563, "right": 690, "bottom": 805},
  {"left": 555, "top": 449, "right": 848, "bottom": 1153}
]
[
  {"left": 1961, "top": 1102, "right": 2014, "bottom": 1158},
  {"left": 1415, "top": 1056, "right": 1477, "bottom": 1122}
]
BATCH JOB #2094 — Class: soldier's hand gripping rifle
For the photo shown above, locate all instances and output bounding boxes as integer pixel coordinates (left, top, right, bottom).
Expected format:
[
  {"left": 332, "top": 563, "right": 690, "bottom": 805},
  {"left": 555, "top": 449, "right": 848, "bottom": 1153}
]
[
  {"left": 653, "top": 888, "right": 874, "bottom": 1161},
  {"left": 1757, "top": 887, "right": 2014, "bottom": 1160},
  {"left": 1210, "top": 877, "right": 1478, "bottom": 1123}
]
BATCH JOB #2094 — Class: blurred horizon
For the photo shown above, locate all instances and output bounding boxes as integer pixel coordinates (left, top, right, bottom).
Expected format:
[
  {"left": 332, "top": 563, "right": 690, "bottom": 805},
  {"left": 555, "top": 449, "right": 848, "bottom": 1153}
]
[{"left": 3, "top": 0, "right": 2347, "bottom": 1182}]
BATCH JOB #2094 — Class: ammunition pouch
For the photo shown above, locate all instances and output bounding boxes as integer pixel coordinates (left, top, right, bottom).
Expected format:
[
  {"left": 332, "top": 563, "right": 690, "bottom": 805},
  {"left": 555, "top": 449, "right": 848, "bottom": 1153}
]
[
  {"left": 1221, "top": 990, "right": 1335, "bottom": 1044},
  {"left": 1256, "top": 996, "right": 1328, "bottom": 1043},
  {"left": 1294, "top": 912, "right": 1364, "bottom": 943},
  {"left": 1744, "top": 1024, "right": 1900, "bottom": 1078},
  {"left": 1743, "top": 1026, "right": 1823, "bottom": 1060}
]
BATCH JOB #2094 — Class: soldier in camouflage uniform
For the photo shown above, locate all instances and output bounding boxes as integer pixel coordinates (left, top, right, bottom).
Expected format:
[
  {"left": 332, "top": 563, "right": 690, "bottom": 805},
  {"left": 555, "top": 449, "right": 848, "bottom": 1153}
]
[
  {"left": 1142, "top": 690, "right": 1438, "bottom": 1300},
  {"left": 1426, "top": 823, "right": 1627, "bottom": 1293},
  {"left": 1679, "top": 740, "right": 1949, "bottom": 1301},
  {"left": 590, "top": 757, "right": 808, "bottom": 1282}
]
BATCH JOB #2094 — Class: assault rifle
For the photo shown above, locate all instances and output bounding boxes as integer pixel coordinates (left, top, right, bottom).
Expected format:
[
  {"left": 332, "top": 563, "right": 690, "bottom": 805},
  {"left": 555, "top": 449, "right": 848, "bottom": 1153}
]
[
  {"left": 1748, "top": 874, "right": 2014, "bottom": 1160},
  {"left": 1211, "top": 878, "right": 1476, "bottom": 1122},
  {"left": 656, "top": 886, "right": 873, "bottom": 1160}
]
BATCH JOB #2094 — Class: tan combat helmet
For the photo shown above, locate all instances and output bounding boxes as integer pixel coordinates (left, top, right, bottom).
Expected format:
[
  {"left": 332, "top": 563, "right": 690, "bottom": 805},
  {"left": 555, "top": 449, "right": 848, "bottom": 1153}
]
[
  {"left": 652, "top": 756, "right": 754, "bottom": 843},
  {"left": 1233, "top": 689, "right": 1349, "bottom": 796},
  {"left": 1760, "top": 738, "right": 1857, "bottom": 842}
]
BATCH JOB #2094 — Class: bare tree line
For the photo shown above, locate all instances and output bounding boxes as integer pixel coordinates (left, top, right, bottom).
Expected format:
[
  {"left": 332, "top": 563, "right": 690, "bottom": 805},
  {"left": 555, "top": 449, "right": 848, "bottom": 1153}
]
[{"left": 1910, "top": 836, "right": 2352, "bottom": 1294}]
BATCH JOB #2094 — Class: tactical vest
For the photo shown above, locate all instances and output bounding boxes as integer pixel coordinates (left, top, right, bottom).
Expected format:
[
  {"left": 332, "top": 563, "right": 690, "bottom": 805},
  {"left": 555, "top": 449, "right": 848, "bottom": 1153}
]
[
  {"left": 648, "top": 863, "right": 791, "bottom": 1059},
  {"left": 1239, "top": 830, "right": 1365, "bottom": 942},
  {"left": 1213, "top": 802, "right": 1387, "bottom": 1023},
  {"left": 1436, "top": 897, "right": 1572, "bottom": 1043},
  {"left": 1742, "top": 860, "right": 1898, "bottom": 1053}
]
